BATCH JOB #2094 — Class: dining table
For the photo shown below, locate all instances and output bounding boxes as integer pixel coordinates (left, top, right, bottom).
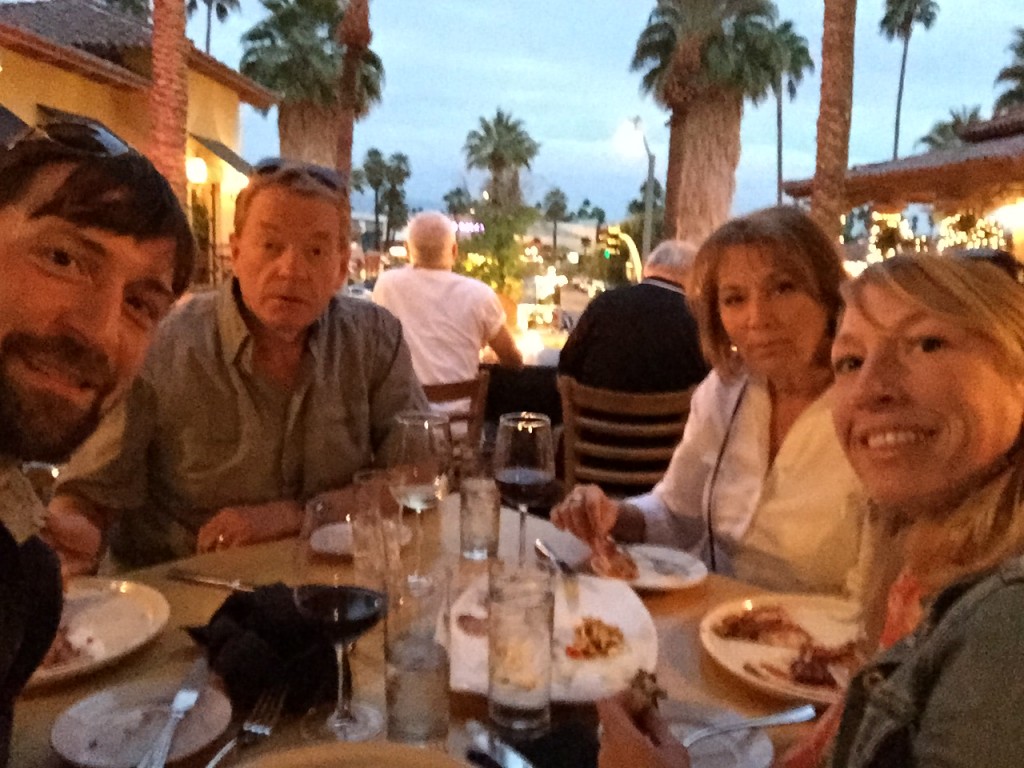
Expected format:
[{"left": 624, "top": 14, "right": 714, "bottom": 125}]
[{"left": 13, "top": 497, "right": 816, "bottom": 767}]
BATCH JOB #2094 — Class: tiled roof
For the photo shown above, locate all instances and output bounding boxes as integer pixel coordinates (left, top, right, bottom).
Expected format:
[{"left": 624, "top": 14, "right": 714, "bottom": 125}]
[
  {"left": 783, "top": 133, "right": 1024, "bottom": 201},
  {"left": 956, "top": 109, "right": 1024, "bottom": 143},
  {"left": 0, "top": 0, "right": 149, "bottom": 53}
]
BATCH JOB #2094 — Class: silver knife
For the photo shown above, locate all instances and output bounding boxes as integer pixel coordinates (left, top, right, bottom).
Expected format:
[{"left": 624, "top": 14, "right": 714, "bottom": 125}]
[
  {"left": 534, "top": 538, "right": 580, "bottom": 609},
  {"left": 466, "top": 719, "right": 535, "bottom": 768},
  {"left": 166, "top": 567, "right": 255, "bottom": 592},
  {"left": 137, "top": 658, "right": 209, "bottom": 768}
]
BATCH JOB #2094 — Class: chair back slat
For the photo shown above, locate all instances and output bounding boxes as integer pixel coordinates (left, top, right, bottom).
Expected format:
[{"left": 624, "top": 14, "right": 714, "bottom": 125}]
[
  {"left": 558, "top": 375, "right": 695, "bottom": 496},
  {"left": 422, "top": 370, "right": 491, "bottom": 459}
]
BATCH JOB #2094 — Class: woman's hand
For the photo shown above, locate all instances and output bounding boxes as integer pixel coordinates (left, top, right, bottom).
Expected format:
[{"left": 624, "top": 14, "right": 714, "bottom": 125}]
[
  {"left": 597, "top": 693, "right": 690, "bottom": 768},
  {"left": 550, "top": 484, "right": 620, "bottom": 543},
  {"left": 196, "top": 499, "right": 303, "bottom": 553}
]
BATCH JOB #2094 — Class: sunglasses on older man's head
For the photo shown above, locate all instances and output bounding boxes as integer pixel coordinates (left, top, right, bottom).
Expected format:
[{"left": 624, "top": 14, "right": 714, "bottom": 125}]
[
  {"left": 5, "top": 119, "right": 134, "bottom": 158},
  {"left": 956, "top": 248, "right": 1024, "bottom": 286},
  {"left": 252, "top": 158, "right": 345, "bottom": 192}
]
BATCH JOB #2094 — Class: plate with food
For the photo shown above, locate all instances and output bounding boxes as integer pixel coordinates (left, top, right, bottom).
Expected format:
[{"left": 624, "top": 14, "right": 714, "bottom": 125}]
[
  {"left": 309, "top": 520, "right": 413, "bottom": 556},
  {"left": 30, "top": 578, "right": 170, "bottom": 688},
  {"left": 541, "top": 528, "right": 708, "bottom": 592},
  {"left": 699, "top": 595, "right": 862, "bottom": 705},
  {"left": 449, "top": 574, "right": 658, "bottom": 702},
  {"left": 51, "top": 678, "right": 231, "bottom": 767}
]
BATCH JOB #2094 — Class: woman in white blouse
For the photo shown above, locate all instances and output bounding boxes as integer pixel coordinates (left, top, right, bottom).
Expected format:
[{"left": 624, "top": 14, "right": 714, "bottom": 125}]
[{"left": 552, "top": 206, "right": 863, "bottom": 594}]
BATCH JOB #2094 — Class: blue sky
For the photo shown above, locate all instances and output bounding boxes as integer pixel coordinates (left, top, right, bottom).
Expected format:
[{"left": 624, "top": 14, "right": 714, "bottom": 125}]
[{"left": 191, "top": 1, "right": 1022, "bottom": 221}]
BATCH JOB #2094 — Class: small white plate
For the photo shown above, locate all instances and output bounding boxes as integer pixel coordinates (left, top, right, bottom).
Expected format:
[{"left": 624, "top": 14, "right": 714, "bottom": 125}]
[
  {"left": 665, "top": 699, "right": 774, "bottom": 768},
  {"left": 626, "top": 544, "right": 708, "bottom": 591},
  {"left": 50, "top": 679, "right": 232, "bottom": 768},
  {"left": 309, "top": 521, "right": 413, "bottom": 556},
  {"left": 700, "top": 594, "right": 860, "bottom": 705},
  {"left": 29, "top": 579, "right": 170, "bottom": 688}
]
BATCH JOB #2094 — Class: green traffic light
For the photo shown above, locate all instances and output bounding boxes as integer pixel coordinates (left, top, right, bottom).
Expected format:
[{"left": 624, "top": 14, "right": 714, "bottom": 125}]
[{"left": 603, "top": 249, "right": 611, "bottom": 259}]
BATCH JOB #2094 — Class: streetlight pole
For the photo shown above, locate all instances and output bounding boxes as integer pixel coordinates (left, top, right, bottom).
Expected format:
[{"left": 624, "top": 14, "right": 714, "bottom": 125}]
[{"left": 633, "top": 117, "right": 655, "bottom": 259}]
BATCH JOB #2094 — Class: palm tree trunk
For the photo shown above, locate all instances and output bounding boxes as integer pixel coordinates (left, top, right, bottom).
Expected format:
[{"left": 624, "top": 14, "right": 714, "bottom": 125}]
[
  {"left": 372, "top": 189, "right": 381, "bottom": 250},
  {"left": 776, "top": 82, "right": 784, "bottom": 205},
  {"left": 552, "top": 220, "right": 558, "bottom": 254},
  {"left": 810, "top": 0, "right": 857, "bottom": 241},
  {"left": 893, "top": 34, "right": 910, "bottom": 160},
  {"left": 204, "top": 0, "right": 212, "bottom": 55},
  {"left": 662, "top": 110, "right": 686, "bottom": 240},
  {"left": 671, "top": 89, "right": 743, "bottom": 246},
  {"left": 278, "top": 102, "right": 339, "bottom": 166},
  {"left": 148, "top": 0, "right": 189, "bottom": 203},
  {"left": 335, "top": 0, "right": 371, "bottom": 262}
]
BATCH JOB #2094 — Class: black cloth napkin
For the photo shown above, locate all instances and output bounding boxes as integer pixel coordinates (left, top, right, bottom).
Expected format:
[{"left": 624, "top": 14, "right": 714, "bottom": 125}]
[
  {"left": 187, "top": 582, "right": 337, "bottom": 714},
  {"left": 506, "top": 721, "right": 600, "bottom": 768}
]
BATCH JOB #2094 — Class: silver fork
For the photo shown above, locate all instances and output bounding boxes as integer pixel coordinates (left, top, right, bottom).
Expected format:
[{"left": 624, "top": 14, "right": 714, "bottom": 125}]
[{"left": 204, "top": 685, "right": 287, "bottom": 768}]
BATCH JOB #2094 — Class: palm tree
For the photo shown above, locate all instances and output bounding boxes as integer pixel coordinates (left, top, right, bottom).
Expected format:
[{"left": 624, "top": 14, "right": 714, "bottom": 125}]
[
  {"left": 770, "top": 20, "right": 813, "bottom": 204},
  {"left": 917, "top": 105, "right": 982, "bottom": 151},
  {"left": 541, "top": 187, "right": 569, "bottom": 255},
  {"left": 879, "top": 0, "right": 939, "bottom": 159},
  {"left": 334, "top": 0, "right": 371, "bottom": 259},
  {"left": 383, "top": 153, "right": 410, "bottom": 245},
  {"left": 362, "top": 148, "right": 387, "bottom": 249},
  {"left": 443, "top": 187, "right": 473, "bottom": 219},
  {"left": 463, "top": 109, "right": 540, "bottom": 209},
  {"left": 995, "top": 28, "right": 1024, "bottom": 115},
  {"left": 631, "top": 0, "right": 790, "bottom": 244},
  {"left": 810, "top": 0, "right": 858, "bottom": 240},
  {"left": 148, "top": 0, "right": 189, "bottom": 201},
  {"left": 186, "top": 0, "right": 240, "bottom": 55},
  {"left": 240, "top": 0, "right": 383, "bottom": 167}
]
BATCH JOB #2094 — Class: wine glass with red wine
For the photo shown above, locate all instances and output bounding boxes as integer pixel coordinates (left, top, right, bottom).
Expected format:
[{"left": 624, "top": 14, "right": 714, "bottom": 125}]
[
  {"left": 294, "top": 496, "right": 387, "bottom": 741},
  {"left": 493, "top": 412, "right": 555, "bottom": 564}
]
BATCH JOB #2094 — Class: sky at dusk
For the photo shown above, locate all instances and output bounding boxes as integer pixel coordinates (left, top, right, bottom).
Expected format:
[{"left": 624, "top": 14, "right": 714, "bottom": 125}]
[{"left": 190, "top": 1, "right": 1022, "bottom": 221}]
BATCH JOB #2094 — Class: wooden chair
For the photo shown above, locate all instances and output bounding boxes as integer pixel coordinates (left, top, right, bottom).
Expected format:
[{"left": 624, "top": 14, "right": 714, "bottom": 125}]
[
  {"left": 557, "top": 375, "right": 696, "bottom": 495},
  {"left": 422, "top": 369, "right": 491, "bottom": 460}
]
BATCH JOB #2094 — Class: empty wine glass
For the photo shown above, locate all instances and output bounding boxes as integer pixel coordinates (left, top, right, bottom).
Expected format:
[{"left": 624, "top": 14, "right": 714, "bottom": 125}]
[
  {"left": 493, "top": 412, "right": 555, "bottom": 564},
  {"left": 387, "top": 411, "right": 452, "bottom": 573},
  {"left": 294, "top": 496, "right": 387, "bottom": 741}
]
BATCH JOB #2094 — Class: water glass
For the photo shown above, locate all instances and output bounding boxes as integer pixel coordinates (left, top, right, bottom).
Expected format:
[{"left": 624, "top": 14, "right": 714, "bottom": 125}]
[
  {"left": 487, "top": 560, "right": 554, "bottom": 734},
  {"left": 460, "top": 475, "right": 500, "bottom": 560},
  {"left": 385, "top": 563, "right": 451, "bottom": 744},
  {"left": 351, "top": 469, "right": 403, "bottom": 589}
]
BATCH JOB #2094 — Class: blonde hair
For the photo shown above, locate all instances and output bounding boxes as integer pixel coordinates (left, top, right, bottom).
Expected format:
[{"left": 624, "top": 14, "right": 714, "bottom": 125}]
[
  {"left": 233, "top": 162, "right": 343, "bottom": 235},
  {"left": 691, "top": 206, "right": 846, "bottom": 378},
  {"left": 845, "top": 254, "right": 1024, "bottom": 644}
]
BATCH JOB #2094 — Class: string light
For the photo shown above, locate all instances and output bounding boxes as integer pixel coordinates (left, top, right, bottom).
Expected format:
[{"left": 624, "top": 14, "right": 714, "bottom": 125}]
[
  {"left": 867, "top": 211, "right": 919, "bottom": 261},
  {"left": 936, "top": 213, "right": 1007, "bottom": 252}
]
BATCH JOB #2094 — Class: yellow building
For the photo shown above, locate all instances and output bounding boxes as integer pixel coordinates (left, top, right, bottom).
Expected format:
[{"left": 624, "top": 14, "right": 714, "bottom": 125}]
[{"left": 0, "top": 0, "right": 276, "bottom": 284}]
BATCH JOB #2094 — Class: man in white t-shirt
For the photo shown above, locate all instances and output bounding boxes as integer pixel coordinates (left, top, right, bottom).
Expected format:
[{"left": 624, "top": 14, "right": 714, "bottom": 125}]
[{"left": 373, "top": 211, "right": 522, "bottom": 385}]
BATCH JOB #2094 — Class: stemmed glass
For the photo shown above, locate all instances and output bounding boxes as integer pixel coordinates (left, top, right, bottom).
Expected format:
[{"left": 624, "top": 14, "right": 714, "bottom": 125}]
[
  {"left": 493, "top": 412, "right": 555, "bottom": 564},
  {"left": 294, "top": 497, "right": 387, "bottom": 741},
  {"left": 387, "top": 411, "right": 452, "bottom": 573}
]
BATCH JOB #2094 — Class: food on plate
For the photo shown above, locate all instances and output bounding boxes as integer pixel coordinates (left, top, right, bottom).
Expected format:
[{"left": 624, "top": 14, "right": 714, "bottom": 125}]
[
  {"left": 623, "top": 669, "right": 666, "bottom": 718},
  {"left": 40, "top": 626, "right": 89, "bottom": 668},
  {"left": 456, "top": 613, "right": 489, "bottom": 637},
  {"left": 712, "top": 605, "right": 812, "bottom": 649},
  {"left": 589, "top": 537, "right": 639, "bottom": 581},
  {"left": 760, "top": 640, "right": 860, "bottom": 689},
  {"left": 565, "top": 616, "right": 625, "bottom": 659}
]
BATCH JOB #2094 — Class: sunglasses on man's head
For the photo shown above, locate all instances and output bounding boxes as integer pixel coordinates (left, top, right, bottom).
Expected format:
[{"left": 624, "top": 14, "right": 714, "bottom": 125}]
[
  {"left": 5, "top": 119, "right": 134, "bottom": 158},
  {"left": 252, "top": 158, "right": 345, "bottom": 192},
  {"left": 956, "top": 248, "right": 1024, "bottom": 286}
]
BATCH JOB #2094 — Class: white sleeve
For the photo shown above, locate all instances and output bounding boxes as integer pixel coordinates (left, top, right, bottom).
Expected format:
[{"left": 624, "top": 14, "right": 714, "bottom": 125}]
[
  {"left": 628, "top": 373, "right": 730, "bottom": 550},
  {"left": 479, "top": 285, "right": 506, "bottom": 340}
]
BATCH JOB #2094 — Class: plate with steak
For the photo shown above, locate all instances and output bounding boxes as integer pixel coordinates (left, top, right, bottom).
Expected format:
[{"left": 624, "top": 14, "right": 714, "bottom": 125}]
[{"left": 699, "top": 595, "right": 861, "bottom": 705}]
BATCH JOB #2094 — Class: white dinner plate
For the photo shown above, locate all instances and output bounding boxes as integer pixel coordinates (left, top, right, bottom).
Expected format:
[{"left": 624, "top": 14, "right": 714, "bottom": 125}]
[
  {"left": 449, "top": 574, "right": 658, "bottom": 702},
  {"left": 29, "top": 578, "right": 170, "bottom": 688},
  {"left": 234, "top": 741, "right": 466, "bottom": 768},
  {"left": 665, "top": 698, "right": 774, "bottom": 768},
  {"left": 50, "top": 679, "right": 231, "bottom": 768},
  {"left": 700, "top": 594, "right": 860, "bottom": 705},
  {"left": 309, "top": 520, "right": 413, "bottom": 556},
  {"left": 626, "top": 544, "right": 708, "bottom": 591},
  {"left": 539, "top": 528, "right": 707, "bottom": 592}
]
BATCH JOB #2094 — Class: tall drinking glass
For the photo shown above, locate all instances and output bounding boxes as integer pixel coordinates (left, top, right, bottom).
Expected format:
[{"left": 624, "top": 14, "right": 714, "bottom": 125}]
[
  {"left": 294, "top": 496, "right": 387, "bottom": 741},
  {"left": 387, "top": 411, "right": 452, "bottom": 573},
  {"left": 493, "top": 412, "right": 555, "bottom": 564}
]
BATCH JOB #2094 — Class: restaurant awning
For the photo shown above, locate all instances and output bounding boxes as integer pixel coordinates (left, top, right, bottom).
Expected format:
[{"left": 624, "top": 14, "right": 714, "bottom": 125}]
[{"left": 190, "top": 133, "right": 252, "bottom": 176}]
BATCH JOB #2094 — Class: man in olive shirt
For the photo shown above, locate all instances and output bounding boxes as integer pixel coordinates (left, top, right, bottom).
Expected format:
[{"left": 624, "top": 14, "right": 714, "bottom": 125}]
[{"left": 47, "top": 161, "right": 427, "bottom": 570}]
